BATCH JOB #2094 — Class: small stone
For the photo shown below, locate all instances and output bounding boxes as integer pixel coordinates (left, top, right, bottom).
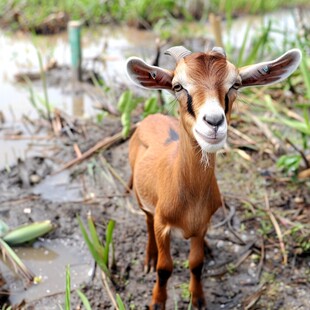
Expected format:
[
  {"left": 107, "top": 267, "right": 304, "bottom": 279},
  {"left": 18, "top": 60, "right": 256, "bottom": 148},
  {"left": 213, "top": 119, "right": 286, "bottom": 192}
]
[
  {"left": 23, "top": 208, "right": 31, "bottom": 214},
  {"left": 294, "top": 196, "right": 303, "bottom": 204},
  {"left": 217, "top": 240, "right": 224, "bottom": 248},
  {"left": 30, "top": 174, "right": 41, "bottom": 184}
]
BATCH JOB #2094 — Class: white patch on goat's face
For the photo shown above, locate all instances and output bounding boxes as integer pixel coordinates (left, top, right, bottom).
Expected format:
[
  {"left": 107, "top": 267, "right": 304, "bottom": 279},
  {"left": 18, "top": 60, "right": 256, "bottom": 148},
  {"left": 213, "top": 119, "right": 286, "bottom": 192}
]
[{"left": 193, "top": 97, "right": 227, "bottom": 153}]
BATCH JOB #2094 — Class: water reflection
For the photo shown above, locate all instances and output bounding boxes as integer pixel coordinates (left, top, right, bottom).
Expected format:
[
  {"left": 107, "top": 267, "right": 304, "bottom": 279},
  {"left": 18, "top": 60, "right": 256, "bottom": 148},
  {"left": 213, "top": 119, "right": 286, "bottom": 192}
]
[{"left": 0, "top": 239, "right": 92, "bottom": 306}]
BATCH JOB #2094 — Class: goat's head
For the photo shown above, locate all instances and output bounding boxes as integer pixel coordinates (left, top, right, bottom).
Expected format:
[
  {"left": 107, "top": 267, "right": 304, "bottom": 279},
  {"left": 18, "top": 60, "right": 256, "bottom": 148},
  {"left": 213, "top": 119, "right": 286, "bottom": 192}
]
[{"left": 127, "top": 46, "right": 301, "bottom": 153}]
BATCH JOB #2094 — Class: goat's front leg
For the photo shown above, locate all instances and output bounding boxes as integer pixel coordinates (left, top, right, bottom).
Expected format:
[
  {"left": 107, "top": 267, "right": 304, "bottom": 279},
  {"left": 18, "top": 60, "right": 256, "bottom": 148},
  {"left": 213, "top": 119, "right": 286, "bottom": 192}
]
[
  {"left": 151, "top": 213, "right": 173, "bottom": 309},
  {"left": 189, "top": 235, "right": 206, "bottom": 309}
]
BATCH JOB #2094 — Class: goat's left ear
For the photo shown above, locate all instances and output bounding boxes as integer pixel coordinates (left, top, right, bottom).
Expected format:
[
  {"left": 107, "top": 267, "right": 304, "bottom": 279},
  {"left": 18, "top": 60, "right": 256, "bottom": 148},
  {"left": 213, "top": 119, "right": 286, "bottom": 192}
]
[
  {"left": 239, "top": 49, "right": 302, "bottom": 88},
  {"left": 126, "top": 57, "right": 173, "bottom": 91}
]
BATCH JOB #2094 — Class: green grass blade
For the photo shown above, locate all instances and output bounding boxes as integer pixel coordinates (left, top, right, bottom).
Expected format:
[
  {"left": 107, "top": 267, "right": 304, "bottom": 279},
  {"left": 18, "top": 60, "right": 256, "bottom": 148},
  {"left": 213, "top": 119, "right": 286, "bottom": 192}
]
[
  {"left": 77, "top": 289, "right": 92, "bottom": 310},
  {"left": 297, "top": 41, "right": 310, "bottom": 99},
  {"left": 36, "top": 48, "right": 52, "bottom": 122},
  {"left": 65, "top": 265, "right": 71, "bottom": 310},
  {"left": 245, "top": 20, "right": 272, "bottom": 65},
  {"left": 237, "top": 22, "right": 251, "bottom": 66},
  {"left": 87, "top": 214, "right": 102, "bottom": 253},
  {"left": 103, "top": 220, "right": 115, "bottom": 266},
  {"left": 78, "top": 217, "right": 110, "bottom": 276},
  {"left": 116, "top": 293, "right": 126, "bottom": 310},
  {"left": 281, "top": 119, "right": 310, "bottom": 135},
  {"left": 78, "top": 217, "right": 98, "bottom": 259}
]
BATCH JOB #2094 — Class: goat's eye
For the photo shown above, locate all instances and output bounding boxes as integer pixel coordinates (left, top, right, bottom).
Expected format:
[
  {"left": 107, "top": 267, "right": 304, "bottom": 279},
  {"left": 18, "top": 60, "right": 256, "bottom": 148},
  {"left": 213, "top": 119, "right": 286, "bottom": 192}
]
[
  {"left": 173, "top": 83, "right": 183, "bottom": 92},
  {"left": 231, "top": 82, "right": 241, "bottom": 90}
]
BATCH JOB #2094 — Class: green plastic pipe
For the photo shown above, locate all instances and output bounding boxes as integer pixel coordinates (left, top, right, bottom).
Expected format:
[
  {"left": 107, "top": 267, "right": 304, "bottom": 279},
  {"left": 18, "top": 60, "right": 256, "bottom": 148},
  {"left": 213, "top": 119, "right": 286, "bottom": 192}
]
[{"left": 68, "top": 20, "right": 82, "bottom": 81}]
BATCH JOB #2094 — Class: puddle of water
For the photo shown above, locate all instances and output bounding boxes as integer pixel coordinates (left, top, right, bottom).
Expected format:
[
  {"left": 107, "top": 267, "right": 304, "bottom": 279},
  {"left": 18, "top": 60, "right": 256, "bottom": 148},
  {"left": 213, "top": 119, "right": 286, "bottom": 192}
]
[
  {"left": 0, "top": 122, "right": 55, "bottom": 170},
  {"left": 0, "top": 26, "right": 157, "bottom": 169},
  {"left": 33, "top": 170, "right": 83, "bottom": 202},
  {"left": 0, "top": 26, "right": 157, "bottom": 122},
  {"left": 1, "top": 239, "right": 92, "bottom": 306}
]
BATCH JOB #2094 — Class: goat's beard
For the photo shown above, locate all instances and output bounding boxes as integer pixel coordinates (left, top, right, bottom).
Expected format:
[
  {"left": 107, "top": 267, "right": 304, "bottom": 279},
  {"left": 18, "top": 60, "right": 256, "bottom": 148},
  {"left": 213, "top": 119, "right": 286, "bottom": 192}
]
[{"left": 200, "top": 150, "right": 216, "bottom": 169}]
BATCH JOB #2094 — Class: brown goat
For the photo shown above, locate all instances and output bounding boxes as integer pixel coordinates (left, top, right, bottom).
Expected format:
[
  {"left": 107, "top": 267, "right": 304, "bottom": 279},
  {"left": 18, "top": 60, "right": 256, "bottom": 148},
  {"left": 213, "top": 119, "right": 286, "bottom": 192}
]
[{"left": 126, "top": 46, "right": 301, "bottom": 309}]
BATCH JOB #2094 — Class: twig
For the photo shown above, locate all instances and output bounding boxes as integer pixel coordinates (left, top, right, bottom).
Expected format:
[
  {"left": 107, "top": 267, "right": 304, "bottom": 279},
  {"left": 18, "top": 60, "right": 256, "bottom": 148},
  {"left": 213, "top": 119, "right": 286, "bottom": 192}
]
[
  {"left": 83, "top": 83, "right": 120, "bottom": 116},
  {"left": 99, "top": 155, "right": 131, "bottom": 192},
  {"left": 73, "top": 143, "right": 82, "bottom": 158},
  {"left": 285, "top": 138, "right": 310, "bottom": 169},
  {"left": 298, "top": 168, "right": 310, "bottom": 180},
  {"left": 2, "top": 195, "right": 40, "bottom": 205},
  {"left": 222, "top": 193, "right": 257, "bottom": 214},
  {"left": 212, "top": 203, "right": 236, "bottom": 229},
  {"left": 245, "top": 111, "right": 285, "bottom": 154},
  {"left": 243, "top": 284, "right": 267, "bottom": 310},
  {"left": 0, "top": 135, "right": 54, "bottom": 140},
  {"left": 54, "top": 124, "right": 138, "bottom": 174},
  {"left": 101, "top": 270, "right": 119, "bottom": 309},
  {"left": 229, "top": 125, "right": 256, "bottom": 145},
  {"left": 254, "top": 238, "right": 265, "bottom": 285},
  {"left": 206, "top": 241, "right": 255, "bottom": 277},
  {"left": 222, "top": 197, "right": 246, "bottom": 245},
  {"left": 264, "top": 192, "right": 287, "bottom": 265}
]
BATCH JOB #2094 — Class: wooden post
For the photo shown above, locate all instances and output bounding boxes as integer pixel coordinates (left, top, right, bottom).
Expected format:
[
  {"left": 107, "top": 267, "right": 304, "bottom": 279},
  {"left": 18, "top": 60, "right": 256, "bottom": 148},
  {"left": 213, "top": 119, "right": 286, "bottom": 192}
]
[
  {"left": 68, "top": 20, "right": 82, "bottom": 82},
  {"left": 209, "top": 14, "right": 223, "bottom": 48}
]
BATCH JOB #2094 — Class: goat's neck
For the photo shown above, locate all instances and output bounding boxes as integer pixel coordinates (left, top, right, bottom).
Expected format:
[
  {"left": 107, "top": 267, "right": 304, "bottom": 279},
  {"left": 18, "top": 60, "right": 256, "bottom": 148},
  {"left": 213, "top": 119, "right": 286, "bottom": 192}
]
[{"left": 175, "top": 121, "right": 217, "bottom": 196}]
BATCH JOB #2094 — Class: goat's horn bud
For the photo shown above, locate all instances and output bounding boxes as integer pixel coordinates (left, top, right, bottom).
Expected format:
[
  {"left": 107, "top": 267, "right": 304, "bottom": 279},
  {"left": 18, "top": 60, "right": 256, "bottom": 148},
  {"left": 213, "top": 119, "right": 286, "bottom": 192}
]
[
  {"left": 164, "top": 46, "right": 192, "bottom": 62},
  {"left": 211, "top": 46, "right": 226, "bottom": 57}
]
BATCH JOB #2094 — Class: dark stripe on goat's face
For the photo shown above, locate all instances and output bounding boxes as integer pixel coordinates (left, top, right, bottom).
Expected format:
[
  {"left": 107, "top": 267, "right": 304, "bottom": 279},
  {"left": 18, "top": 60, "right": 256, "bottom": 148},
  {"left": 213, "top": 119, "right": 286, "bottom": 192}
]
[
  {"left": 186, "top": 92, "right": 195, "bottom": 117},
  {"left": 225, "top": 94, "right": 229, "bottom": 114},
  {"left": 165, "top": 127, "right": 179, "bottom": 145}
]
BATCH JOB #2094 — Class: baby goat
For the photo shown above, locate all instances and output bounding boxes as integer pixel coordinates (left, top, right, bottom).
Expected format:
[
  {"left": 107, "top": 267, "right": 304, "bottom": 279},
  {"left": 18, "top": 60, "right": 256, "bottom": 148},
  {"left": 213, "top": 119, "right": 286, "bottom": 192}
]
[{"left": 126, "top": 46, "right": 301, "bottom": 309}]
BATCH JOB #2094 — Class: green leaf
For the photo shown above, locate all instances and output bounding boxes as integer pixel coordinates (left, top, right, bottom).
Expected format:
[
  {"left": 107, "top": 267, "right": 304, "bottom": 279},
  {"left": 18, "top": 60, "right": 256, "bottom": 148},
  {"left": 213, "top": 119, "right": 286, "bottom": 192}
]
[
  {"left": 117, "top": 91, "right": 132, "bottom": 113},
  {"left": 143, "top": 96, "right": 160, "bottom": 118},
  {"left": 277, "top": 154, "right": 301, "bottom": 174},
  {"left": 0, "top": 219, "right": 9, "bottom": 237},
  {"left": 77, "top": 289, "right": 92, "bottom": 310},
  {"left": 3, "top": 221, "right": 54, "bottom": 245}
]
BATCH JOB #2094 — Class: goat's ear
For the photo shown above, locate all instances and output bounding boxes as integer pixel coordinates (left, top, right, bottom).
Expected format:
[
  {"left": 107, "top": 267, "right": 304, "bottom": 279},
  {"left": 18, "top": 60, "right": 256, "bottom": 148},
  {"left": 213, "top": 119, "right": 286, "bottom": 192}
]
[
  {"left": 126, "top": 57, "right": 173, "bottom": 91},
  {"left": 239, "top": 49, "right": 302, "bottom": 88}
]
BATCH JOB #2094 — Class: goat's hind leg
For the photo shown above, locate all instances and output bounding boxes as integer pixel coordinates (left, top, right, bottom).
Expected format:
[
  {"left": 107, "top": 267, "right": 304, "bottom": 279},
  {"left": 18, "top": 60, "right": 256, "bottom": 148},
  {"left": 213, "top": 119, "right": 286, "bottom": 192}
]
[{"left": 144, "top": 211, "right": 158, "bottom": 273}]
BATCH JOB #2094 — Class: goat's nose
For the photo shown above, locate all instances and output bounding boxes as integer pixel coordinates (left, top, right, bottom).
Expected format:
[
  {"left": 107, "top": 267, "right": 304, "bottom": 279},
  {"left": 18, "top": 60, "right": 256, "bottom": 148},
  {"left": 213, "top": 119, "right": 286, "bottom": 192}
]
[{"left": 203, "top": 114, "right": 225, "bottom": 128}]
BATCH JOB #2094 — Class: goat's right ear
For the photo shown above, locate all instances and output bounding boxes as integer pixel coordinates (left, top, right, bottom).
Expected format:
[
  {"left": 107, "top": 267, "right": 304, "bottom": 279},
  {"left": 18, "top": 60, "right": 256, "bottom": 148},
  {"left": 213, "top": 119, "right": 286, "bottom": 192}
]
[{"left": 126, "top": 57, "right": 173, "bottom": 91}]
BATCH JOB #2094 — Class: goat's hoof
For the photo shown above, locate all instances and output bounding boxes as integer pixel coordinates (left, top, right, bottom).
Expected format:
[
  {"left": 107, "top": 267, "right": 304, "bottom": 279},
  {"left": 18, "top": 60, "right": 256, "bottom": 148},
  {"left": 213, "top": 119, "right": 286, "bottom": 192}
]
[
  {"left": 144, "top": 257, "right": 157, "bottom": 273},
  {"left": 195, "top": 297, "right": 206, "bottom": 309},
  {"left": 204, "top": 239, "right": 213, "bottom": 258},
  {"left": 144, "top": 264, "right": 156, "bottom": 274},
  {"left": 144, "top": 265, "right": 149, "bottom": 274},
  {"left": 151, "top": 303, "right": 164, "bottom": 310}
]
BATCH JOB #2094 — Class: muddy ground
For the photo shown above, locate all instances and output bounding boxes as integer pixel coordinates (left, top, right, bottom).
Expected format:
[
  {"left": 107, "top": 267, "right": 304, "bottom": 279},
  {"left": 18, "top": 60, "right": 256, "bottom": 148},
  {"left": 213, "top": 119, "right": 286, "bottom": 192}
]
[{"left": 0, "top": 109, "right": 309, "bottom": 310}]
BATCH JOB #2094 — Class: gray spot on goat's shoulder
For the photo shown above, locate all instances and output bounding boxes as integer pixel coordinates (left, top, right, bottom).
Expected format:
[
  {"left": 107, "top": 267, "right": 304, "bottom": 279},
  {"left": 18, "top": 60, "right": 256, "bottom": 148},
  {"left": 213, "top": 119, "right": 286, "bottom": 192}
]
[{"left": 164, "top": 127, "right": 179, "bottom": 145}]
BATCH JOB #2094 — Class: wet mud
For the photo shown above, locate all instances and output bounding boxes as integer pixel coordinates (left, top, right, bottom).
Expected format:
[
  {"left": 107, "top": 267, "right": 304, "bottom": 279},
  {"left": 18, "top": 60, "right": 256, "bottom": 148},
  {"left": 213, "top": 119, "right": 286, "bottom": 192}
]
[{"left": 0, "top": 115, "right": 309, "bottom": 310}]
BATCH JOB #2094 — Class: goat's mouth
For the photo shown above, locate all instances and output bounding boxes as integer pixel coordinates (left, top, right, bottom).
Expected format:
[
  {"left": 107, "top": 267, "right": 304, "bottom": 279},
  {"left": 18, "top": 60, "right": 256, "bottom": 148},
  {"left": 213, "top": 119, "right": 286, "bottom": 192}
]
[{"left": 194, "top": 129, "right": 226, "bottom": 145}]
